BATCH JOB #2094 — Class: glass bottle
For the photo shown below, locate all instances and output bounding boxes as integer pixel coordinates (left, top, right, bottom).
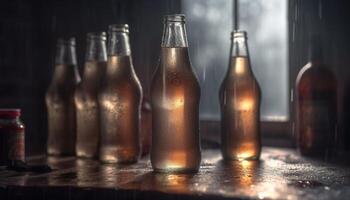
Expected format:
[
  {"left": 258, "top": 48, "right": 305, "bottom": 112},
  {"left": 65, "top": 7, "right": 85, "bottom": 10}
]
[
  {"left": 219, "top": 31, "right": 261, "bottom": 161},
  {"left": 98, "top": 24, "right": 142, "bottom": 163},
  {"left": 0, "top": 109, "right": 25, "bottom": 166},
  {"left": 295, "top": 35, "right": 337, "bottom": 157},
  {"left": 46, "top": 38, "right": 81, "bottom": 156},
  {"left": 151, "top": 14, "right": 201, "bottom": 173},
  {"left": 75, "top": 32, "right": 107, "bottom": 158}
]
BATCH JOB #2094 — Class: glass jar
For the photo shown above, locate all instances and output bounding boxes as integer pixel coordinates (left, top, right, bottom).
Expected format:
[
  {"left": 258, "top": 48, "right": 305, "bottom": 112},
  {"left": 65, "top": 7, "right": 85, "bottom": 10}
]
[{"left": 0, "top": 109, "right": 25, "bottom": 166}]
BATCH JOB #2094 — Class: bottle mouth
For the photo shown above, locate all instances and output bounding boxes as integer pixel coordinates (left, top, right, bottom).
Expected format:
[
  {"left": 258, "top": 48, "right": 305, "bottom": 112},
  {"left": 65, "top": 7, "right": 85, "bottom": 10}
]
[
  {"left": 163, "top": 14, "right": 186, "bottom": 23},
  {"left": 87, "top": 32, "right": 107, "bottom": 41},
  {"left": 108, "top": 24, "right": 129, "bottom": 33},
  {"left": 231, "top": 30, "right": 247, "bottom": 39}
]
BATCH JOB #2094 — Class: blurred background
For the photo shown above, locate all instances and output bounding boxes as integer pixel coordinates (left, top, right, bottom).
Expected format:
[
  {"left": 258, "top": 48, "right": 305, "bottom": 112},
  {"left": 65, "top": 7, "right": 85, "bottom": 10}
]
[{"left": 1, "top": 0, "right": 350, "bottom": 156}]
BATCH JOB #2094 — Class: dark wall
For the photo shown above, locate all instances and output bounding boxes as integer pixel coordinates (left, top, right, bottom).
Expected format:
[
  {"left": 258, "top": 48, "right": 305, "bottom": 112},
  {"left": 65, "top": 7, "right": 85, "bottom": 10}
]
[
  {"left": 3, "top": 0, "right": 350, "bottom": 156},
  {"left": 0, "top": 0, "right": 180, "bottom": 156},
  {"left": 289, "top": 0, "right": 350, "bottom": 151}
]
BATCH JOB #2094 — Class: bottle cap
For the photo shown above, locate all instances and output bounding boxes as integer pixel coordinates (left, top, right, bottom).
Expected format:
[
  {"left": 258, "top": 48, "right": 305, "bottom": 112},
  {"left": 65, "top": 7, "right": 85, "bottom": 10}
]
[
  {"left": 108, "top": 24, "right": 129, "bottom": 33},
  {"left": 164, "top": 14, "right": 185, "bottom": 23},
  {"left": 0, "top": 109, "right": 21, "bottom": 118}
]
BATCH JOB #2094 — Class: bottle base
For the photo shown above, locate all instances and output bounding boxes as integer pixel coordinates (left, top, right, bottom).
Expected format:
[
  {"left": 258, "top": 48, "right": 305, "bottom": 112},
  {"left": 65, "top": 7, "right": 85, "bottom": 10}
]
[
  {"left": 76, "top": 150, "right": 97, "bottom": 159},
  {"left": 223, "top": 156, "right": 260, "bottom": 161},
  {"left": 222, "top": 147, "right": 261, "bottom": 161},
  {"left": 47, "top": 149, "right": 74, "bottom": 157},
  {"left": 222, "top": 152, "right": 260, "bottom": 161},
  {"left": 76, "top": 154, "right": 96, "bottom": 159},
  {"left": 100, "top": 158, "right": 138, "bottom": 164},
  {"left": 153, "top": 167, "right": 199, "bottom": 174},
  {"left": 99, "top": 146, "right": 140, "bottom": 164}
]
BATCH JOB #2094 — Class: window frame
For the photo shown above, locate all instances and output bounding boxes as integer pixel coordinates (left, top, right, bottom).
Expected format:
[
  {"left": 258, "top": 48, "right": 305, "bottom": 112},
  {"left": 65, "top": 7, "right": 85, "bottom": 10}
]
[{"left": 198, "top": 0, "right": 294, "bottom": 148}]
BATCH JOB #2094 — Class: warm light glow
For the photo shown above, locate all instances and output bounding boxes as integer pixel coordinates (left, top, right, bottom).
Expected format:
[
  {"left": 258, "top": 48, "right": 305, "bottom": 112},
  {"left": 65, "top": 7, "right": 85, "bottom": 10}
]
[
  {"left": 102, "top": 100, "right": 116, "bottom": 111},
  {"left": 237, "top": 151, "right": 254, "bottom": 161},
  {"left": 102, "top": 155, "right": 118, "bottom": 162},
  {"left": 239, "top": 99, "right": 254, "bottom": 111},
  {"left": 234, "top": 56, "right": 248, "bottom": 75},
  {"left": 240, "top": 160, "right": 251, "bottom": 168},
  {"left": 162, "top": 96, "right": 184, "bottom": 110},
  {"left": 235, "top": 63, "right": 245, "bottom": 74},
  {"left": 238, "top": 160, "right": 255, "bottom": 187},
  {"left": 156, "top": 174, "right": 190, "bottom": 193},
  {"left": 173, "top": 97, "right": 184, "bottom": 109},
  {"left": 164, "top": 151, "right": 187, "bottom": 170}
]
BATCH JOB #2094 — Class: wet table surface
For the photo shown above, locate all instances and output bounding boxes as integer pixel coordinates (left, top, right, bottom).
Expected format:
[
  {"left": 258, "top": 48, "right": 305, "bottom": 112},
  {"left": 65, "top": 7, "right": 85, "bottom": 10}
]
[{"left": 1, "top": 147, "right": 350, "bottom": 200}]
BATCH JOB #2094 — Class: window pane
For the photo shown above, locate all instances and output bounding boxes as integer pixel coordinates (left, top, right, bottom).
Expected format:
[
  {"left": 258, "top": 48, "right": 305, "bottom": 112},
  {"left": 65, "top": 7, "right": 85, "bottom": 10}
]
[
  {"left": 183, "top": 0, "right": 233, "bottom": 120},
  {"left": 183, "top": 0, "right": 288, "bottom": 121},
  {"left": 239, "top": 0, "right": 288, "bottom": 121}
]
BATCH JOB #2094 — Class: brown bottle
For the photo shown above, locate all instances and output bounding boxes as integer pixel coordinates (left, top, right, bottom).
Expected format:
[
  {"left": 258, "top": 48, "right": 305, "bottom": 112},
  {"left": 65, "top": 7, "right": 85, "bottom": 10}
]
[
  {"left": 74, "top": 32, "right": 107, "bottom": 158},
  {"left": 296, "top": 35, "right": 337, "bottom": 157},
  {"left": 46, "top": 38, "right": 81, "bottom": 156},
  {"left": 98, "top": 24, "right": 142, "bottom": 163},
  {"left": 151, "top": 14, "right": 201, "bottom": 173},
  {"left": 219, "top": 31, "right": 261, "bottom": 161}
]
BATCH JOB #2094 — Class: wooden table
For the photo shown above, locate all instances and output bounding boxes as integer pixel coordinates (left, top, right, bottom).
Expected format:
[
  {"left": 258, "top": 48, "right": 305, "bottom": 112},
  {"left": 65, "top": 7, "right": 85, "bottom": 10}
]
[{"left": 1, "top": 147, "right": 350, "bottom": 200}]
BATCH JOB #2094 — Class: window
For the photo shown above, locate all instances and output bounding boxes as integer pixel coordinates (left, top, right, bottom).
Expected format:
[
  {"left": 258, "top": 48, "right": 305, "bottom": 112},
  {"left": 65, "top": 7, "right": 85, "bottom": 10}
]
[{"left": 183, "top": 0, "right": 289, "bottom": 122}]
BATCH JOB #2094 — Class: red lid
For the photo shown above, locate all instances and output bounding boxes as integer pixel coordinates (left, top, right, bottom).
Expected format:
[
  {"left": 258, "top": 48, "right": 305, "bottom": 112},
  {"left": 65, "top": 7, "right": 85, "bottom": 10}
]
[{"left": 0, "top": 109, "right": 21, "bottom": 118}]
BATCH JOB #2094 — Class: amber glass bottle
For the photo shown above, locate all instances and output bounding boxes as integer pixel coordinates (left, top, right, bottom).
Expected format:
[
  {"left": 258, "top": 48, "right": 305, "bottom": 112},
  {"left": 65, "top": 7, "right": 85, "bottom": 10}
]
[
  {"left": 75, "top": 32, "right": 107, "bottom": 158},
  {"left": 98, "top": 24, "right": 142, "bottom": 163},
  {"left": 46, "top": 38, "right": 81, "bottom": 156},
  {"left": 296, "top": 36, "right": 337, "bottom": 157},
  {"left": 151, "top": 14, "right": 201, "bottom": 173},
  {"left": 219, "top": 31, "right": 261, "bottom": 161}
]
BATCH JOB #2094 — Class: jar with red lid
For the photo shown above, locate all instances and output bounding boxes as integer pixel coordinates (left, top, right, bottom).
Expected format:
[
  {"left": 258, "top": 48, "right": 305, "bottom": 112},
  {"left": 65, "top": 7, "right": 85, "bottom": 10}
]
[{"left": 0, "top": 109, "right": 25, "bottom": 166}]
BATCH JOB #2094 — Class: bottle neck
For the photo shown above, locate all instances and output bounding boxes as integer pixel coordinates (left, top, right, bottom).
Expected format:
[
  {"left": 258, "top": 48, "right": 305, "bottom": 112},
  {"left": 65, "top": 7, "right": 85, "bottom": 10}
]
[
  {"left": 108, "top": 31, "right": 131, "bottom": 56},
  {"left": 231, "top": 36, "right": 249, "bottom": 57},
  {"left": 86, "top": 34, "right": 107, "bottom": 62},
  {"left": 55, "top": 39, "right": 77, "bottom": 65},
  {"left": 161, "top": 17, "right": 188, "bottom": 48},
  {"left": 106, "top": 56, "right": 134, "bottom": 80},
  {"left": 229, "top": 33, "right": 252, "bottom": 76}
]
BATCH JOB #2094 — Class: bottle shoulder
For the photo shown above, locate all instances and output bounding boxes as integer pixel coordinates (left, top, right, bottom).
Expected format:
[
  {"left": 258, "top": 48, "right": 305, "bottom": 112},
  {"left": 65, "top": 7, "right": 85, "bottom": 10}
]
[
  {"left": 151, "top": 72, "right": 200, "bottom": 95},
  {"left": 296, "top": 65, "right": 337, "bottom": 102},
  {"left": 74, "top": 85, "right": 98, "bottom": 101},
  {"left": 99, "top": 79, "right": 142, "bottom": 101},
  {"left": 297, "top": 62, "right": 335, "bottom": 79}
]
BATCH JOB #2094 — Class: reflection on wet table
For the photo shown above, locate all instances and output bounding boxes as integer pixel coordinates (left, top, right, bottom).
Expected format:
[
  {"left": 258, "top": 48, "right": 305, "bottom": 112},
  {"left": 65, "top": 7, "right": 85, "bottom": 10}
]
[{"left": 1, "top": 148, "right": 350, "bottom": 200}]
